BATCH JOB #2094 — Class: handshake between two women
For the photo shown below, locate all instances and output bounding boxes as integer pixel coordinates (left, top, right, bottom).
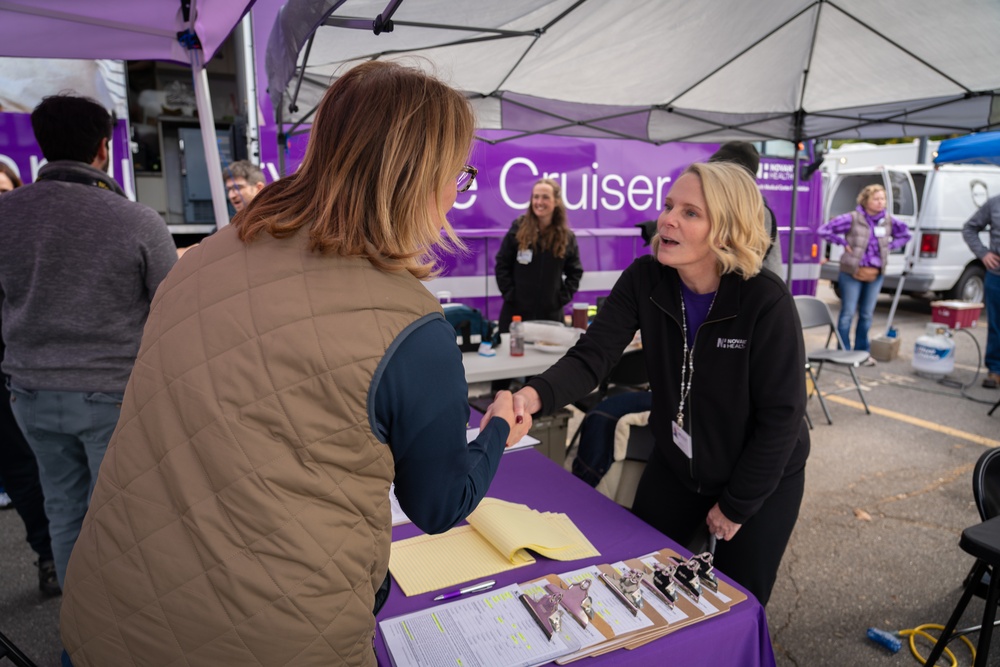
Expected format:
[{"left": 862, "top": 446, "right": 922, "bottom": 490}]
[
  {"left": 480, "top": 388, "right": 537, "bottom": 446},
  {"left": 479, "top": 387, "right": 542, "bottom": 447}
]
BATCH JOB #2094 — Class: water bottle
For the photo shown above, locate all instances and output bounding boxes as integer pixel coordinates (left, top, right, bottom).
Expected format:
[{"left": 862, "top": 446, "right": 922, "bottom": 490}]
[{"left": 510, "top": 316, "right": 525, "bottom": 357}]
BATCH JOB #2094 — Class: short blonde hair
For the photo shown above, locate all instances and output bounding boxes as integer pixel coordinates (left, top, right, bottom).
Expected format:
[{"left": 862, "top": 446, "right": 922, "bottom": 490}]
[
  {"left": 857, "top": 184, "right": 885, "bottom": 208},
  {"left": 653, "top": 162, "right": 768, "bottom": 278},
  {"left": 234, "top": 61, "right": 474, "bottom": 279}
]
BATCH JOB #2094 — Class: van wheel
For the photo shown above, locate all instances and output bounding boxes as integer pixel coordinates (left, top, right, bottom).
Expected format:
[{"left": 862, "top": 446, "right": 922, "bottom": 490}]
[
  {"left": 947, "top": 265, "right": 985, "bottom": 303},
  {"left": 831, "top": 281, "right": 841, "bottom": 299}
]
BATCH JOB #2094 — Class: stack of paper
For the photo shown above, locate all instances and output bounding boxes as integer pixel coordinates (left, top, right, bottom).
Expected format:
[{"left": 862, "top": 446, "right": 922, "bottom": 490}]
[
  {"left": 467, "top": 499, "right": 600, "bottom": 562},
  {"left": 389, "top": 498, "right": 600, "bottom": 596}
]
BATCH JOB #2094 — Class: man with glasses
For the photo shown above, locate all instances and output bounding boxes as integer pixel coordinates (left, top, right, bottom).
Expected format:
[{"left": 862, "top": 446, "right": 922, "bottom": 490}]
[{"left": 223, "top": 160, "right": 266, "bottom": 213}]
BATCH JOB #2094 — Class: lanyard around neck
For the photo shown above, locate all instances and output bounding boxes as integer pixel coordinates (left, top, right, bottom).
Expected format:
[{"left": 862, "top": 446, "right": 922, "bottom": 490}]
[{"left": 676, "top": 287, "right": 717, "bottom": 430}]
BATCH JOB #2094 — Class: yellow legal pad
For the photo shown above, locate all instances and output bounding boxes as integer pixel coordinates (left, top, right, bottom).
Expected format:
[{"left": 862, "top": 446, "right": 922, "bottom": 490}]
[{"left": 389, "top": 498, "right": 600, "bottom": 596}]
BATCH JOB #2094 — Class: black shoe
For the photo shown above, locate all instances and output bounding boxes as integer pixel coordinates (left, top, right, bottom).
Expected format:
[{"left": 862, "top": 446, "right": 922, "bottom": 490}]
[{"left": 37, "top": 559, "right": 61, "bottom": 597}]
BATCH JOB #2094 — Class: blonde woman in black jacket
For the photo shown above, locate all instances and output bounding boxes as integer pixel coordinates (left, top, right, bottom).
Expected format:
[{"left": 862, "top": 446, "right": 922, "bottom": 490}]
[{"left": 505, "top": 162, "right": 809, "bottom": 606}]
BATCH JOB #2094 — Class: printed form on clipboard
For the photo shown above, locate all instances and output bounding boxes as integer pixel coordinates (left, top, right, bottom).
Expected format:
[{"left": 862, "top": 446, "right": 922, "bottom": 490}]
[{"left": 390, "top": 427, "right": 540, "bottom": 526}]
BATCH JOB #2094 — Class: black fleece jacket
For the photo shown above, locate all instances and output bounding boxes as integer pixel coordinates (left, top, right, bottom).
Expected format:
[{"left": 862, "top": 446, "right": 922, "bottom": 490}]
[
  {"left": 495, "top": 217, "right": 583, "bottom": 332},
  {"left": 527, "top": 255, "right": 809, "bottom": 524}
]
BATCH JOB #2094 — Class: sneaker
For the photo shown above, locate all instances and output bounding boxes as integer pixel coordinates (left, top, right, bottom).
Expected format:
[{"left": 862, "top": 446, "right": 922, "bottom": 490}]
[
  {"left": 0, "top": 490, "right": 12, "bottom": 510},
  {"left": 37, "top": 559, "right": 61, "bottom": 597},
  {"left": 984, "top": 373, "right": 1000, "bottom": 389},
  {"left": 861, "top": 356, "right": 877, "bottom": 367}
]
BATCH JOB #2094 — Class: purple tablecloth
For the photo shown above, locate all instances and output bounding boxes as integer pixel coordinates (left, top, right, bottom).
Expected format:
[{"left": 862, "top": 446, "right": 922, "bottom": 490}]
[{"left": 375, "top": 449, "right": 777, "bottom": 666}]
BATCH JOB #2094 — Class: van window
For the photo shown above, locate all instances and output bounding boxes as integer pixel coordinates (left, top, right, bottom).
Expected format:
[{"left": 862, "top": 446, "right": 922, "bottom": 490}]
[
  {"left": 759, "top": 140, "right": 807, "bottom": 160},
  {"left": 888, "top": 171, "right": 915, "bottom": 215},
  {"left": 911, "top": 172, "right": 927, "bottom": 208},
  {"left": 830, "top": 174, "right": 882, "bottom": 217}
]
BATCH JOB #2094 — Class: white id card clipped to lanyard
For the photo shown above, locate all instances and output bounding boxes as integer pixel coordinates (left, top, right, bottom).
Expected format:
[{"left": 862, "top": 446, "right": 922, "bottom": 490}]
[{"left": 672, "top": 421, "right": 692, "bottom": 459}]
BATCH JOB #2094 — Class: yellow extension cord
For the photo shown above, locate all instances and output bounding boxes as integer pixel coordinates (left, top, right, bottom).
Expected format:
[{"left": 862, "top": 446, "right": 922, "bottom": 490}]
[{"left": 898, "top": 624, "right": 976, "bottom": 667}]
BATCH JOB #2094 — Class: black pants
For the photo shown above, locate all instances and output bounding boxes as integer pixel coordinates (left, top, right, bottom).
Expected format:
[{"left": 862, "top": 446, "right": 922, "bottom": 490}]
[
  {"left": 631, "top": 449, "right": 804, "bottom": 607},
  {"left": 0, "top": 379, "right": 53, "bottom": 562}
]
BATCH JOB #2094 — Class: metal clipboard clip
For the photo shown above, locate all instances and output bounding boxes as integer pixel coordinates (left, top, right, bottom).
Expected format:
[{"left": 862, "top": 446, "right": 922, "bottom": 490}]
[
  {"left": 641, "top": 561, "right": 679, "bottom": 608},
  {"left": 545, "top": 579, "right": 594, "bottom": 629},
  {"left": 669, "top": 556, "right": 702, "bottom": 601},
  {"left": 519, "top": 591, "right": 563, "bottom": 640},
  {"left": 690, "top": 551, "right": 719, "bottom": 592},
  {"left": 598, "top": 568, "right": 644, "bottom": 616}
]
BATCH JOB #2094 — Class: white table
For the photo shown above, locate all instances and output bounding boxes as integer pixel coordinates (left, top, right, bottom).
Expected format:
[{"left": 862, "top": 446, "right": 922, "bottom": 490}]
[{"left": 461, "top": 333, "right": 567, "bottom": 384}]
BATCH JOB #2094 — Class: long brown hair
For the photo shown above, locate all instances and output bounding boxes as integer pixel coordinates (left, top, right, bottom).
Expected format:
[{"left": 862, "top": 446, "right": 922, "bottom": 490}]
[
  {"left": 234, "top": 61, "right": 475, "bottom": 279},
  {"left": 515, "top": 178, "right": 571, "bottom": 258}
]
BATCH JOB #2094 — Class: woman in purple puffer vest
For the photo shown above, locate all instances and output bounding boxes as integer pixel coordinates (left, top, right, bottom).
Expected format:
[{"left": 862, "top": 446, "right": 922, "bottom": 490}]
[{"left": 818, "top": 184, "right": 911, "bottom": 362}]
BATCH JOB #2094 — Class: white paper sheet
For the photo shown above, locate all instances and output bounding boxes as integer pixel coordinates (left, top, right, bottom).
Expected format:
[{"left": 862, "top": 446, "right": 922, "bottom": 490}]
[{"left": 380, "top": 583, "right": 581, "bottom": 667}]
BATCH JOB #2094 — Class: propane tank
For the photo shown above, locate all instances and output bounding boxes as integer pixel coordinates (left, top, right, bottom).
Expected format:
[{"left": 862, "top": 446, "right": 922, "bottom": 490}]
[{"left": 912, "top": 323, "right": 955, "bottom": 376}]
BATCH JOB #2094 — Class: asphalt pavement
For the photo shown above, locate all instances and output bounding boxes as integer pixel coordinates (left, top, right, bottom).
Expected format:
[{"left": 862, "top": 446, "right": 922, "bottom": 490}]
[{"left": 1, "top": 282, "right": 998, "bottom": 667}]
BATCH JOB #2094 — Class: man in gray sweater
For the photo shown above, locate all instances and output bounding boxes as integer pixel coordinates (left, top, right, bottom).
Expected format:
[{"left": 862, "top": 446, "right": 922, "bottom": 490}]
[{"left": 0, "top": 94, "right": 177, "bottom": 586}]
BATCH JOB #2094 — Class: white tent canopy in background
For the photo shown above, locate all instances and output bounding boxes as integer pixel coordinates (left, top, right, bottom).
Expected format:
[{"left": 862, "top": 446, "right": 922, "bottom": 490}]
[
  {"left": 269, "top": 0, "right": 1000, "bottom": 145},
  {"left": 0, "top": 0, "right": 255, "bottom": 227},
  {"left": 267, "top": 0, "right": 1000, "bottom": 283}
]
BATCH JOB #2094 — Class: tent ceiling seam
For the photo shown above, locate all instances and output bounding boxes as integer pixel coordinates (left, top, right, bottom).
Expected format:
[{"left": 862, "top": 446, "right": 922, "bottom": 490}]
[
  {"left": 795, "top": 1, "right": 823, "bottom": 119},
  {"left": 827, "top": 0, "right": 973, "bottom": 94},
  {"left": 662, "top": 2, "right": 817, "bottom": 109}
]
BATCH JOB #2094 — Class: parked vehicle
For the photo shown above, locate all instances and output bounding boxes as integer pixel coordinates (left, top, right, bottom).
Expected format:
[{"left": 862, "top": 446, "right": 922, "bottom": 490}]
[{"left": 821, "top": 164, "right": 1000, "bottom": 303}]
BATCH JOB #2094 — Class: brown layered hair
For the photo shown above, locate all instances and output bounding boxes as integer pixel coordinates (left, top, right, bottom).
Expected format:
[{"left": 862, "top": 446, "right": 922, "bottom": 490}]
[
  {"left": 515, "top": 178, "right": 571, "bottom": 258},
  {"left": 652, "top": 162, "right": 768, "bottom": 278},
  {"left": 234, "top": 61, "right": 474, "bottom": 279}
]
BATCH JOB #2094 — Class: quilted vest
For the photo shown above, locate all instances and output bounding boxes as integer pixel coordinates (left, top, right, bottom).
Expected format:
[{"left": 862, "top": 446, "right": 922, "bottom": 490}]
[
  {"left": 838, "top": 210, "right": 891, "bottom": 275},
  {"left": 61, "top": 225, "right": 441, "bottom": 666}
]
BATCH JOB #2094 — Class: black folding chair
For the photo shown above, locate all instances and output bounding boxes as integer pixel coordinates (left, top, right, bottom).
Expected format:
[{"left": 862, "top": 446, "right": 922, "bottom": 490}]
[{"left": 0, "top": 631, "right": 38, "bottom": 667}]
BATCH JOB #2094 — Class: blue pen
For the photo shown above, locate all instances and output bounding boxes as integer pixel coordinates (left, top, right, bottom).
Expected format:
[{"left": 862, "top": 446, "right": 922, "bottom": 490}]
[{"left": 433, "top": 580, "right": 496, "bottom": 601}]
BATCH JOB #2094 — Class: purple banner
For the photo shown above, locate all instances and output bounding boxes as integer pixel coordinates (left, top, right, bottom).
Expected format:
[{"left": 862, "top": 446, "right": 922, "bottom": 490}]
[{"left": 259, "top": 128, "right": 824, "bottom": 316}]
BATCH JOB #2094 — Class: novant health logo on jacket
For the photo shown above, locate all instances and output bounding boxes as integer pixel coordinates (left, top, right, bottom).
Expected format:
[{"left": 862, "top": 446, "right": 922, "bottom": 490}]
[{"left": 716, "top": 337, "right": 747, "bottom": 350}]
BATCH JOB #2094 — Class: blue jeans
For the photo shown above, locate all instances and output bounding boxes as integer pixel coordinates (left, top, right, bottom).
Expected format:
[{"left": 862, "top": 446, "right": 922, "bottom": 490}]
[
  {"left": 7, "top": 384, "right": 122, "bottom": 586},
  {"left": 986, "top": 271, "right": 1000, "bottom": 374},
  {"left": 836, "top": 271, "right": 885, "bottom": 352},
  {"left": 573, "top": 391, "right": 653, "bottom": 486}
]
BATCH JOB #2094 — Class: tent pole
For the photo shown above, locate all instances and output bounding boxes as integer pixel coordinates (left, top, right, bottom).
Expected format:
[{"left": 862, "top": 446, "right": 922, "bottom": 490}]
[
  {"left": 190, "top": 49, "right": 230, "bottom": 228},
  {"left": 785, "top": 142, "right": 801, "bottom": 287},
  {"left": 882, "top": 168, "right": 907, "bottom": 335},
  {"left": 277, "top": 96, "right": 286, "bottom": 177}
]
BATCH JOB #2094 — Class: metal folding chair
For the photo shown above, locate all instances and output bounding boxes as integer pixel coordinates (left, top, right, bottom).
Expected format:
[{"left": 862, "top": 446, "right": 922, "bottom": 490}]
[{"left": 793, "top": 296, "right": 872, "bottom": 424}]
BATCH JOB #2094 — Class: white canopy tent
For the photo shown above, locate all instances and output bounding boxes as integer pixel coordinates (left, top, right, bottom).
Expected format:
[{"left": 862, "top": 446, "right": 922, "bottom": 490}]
[
  {"left": 267, "top": 0, "right": 1000, "bottom": 282},
  {"left": 0, "top": 0, "right": 256, "bottom": 227}
]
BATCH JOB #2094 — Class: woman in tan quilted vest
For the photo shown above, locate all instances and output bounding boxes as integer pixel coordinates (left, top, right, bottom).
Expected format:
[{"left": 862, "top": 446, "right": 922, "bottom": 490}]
[{"left": 60, "top": 61, "right": 530, "bottom": 667}]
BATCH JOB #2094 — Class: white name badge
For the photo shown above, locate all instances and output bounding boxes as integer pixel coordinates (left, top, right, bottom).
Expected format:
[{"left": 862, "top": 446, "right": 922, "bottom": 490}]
[
  {"left": 672, "top": 421, "right": 692, "bottom": 459},
  {"left": 516, "top": 249, "right": 533, "bottom": 264},
  {"left": 874, "top": 226, "right": 887, "bottom": 238}
]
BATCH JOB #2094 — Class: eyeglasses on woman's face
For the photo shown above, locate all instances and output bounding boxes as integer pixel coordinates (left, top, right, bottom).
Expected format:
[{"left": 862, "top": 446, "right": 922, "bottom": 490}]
[{"left": 457, "top": 165, "right": 478, "bottom": 193}]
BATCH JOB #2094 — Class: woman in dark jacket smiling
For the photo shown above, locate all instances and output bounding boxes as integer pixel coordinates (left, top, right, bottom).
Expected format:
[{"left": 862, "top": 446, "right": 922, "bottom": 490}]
[
  {"left": 506, "top": 162, "right": 809, "bottom": 606},
  {"left": 495, "top": 177, "right": 583, "bottom": 332}
]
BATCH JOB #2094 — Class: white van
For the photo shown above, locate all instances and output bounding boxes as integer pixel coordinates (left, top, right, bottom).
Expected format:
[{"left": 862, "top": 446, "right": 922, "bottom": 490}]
[{"left": 820, "top": 164, "right": 1000, "bottom": 303}]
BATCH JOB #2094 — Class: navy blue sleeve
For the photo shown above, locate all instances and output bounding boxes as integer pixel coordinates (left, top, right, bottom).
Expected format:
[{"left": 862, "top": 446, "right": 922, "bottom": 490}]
[{"left": 371, "top": 314, "right": 510, "bottom": 534}]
